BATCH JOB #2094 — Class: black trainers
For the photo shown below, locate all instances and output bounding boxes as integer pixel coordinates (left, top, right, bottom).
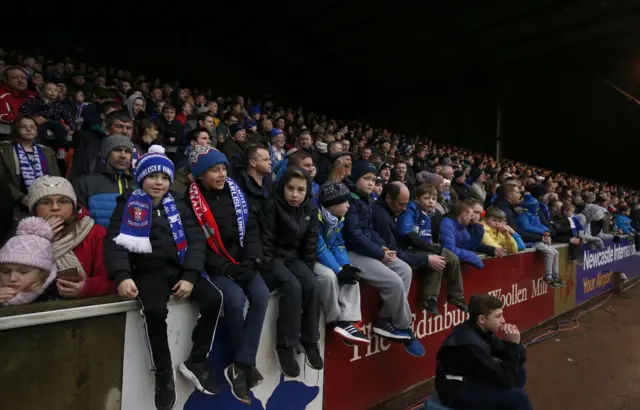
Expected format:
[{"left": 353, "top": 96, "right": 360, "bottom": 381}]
[
  {"left": 303, "top": 342, "right": 324, "bottom": 370},
  {"left": 224, "top": 363, "right": 251, "bottom": 404},
  {"left": 333, "top": 321, "right": 370, "bottom": 345},
  {"left": 247, "top": 366, "right": 264, "bottom": 390},
  {"left": 423, "top": 299, "right": 440, "bottom": 315},
  {"left": 544, "top": 275, "right": 560, "bottom": 288},
  {"left": 553, "top": 276, "right": 567, "bottom": 287},
  {"left": 178, "top": 360, "right": 218, "bottom": 395},
  {"left": 154, "top": 369, "right": 176, "bottom": 410},
  {"left": 448, "top": 298, "right": 469, "bottom": 312},
  {"left": 275, "top": 346, "right": 300, "bottom": 377}
]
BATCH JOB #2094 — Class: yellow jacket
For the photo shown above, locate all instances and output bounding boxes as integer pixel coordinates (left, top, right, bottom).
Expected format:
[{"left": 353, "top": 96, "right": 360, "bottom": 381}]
[{"left": 481, "top": 222, "right": 519, "bottom": 254}]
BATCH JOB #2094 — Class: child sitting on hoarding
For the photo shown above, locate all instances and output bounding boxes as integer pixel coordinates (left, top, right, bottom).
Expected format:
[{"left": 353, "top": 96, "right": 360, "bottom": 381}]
[
  {"left": 613, "top": 205, "right": 637, "bottom": 235},
  {"left": 104, "top": 146, "right": 223, "bottom": 410},
  {"left": 0, "top": 217, "right": 58, "bottom": 306},
  {"left": 314, "top": 181, "right": 370, "bottom": 346},
  {"left": 516, "top": 194, "right": 566, "bottom": 288},
  {"left": 481, "top": 206, "right": 519, "bottom": 255},
  {"left": 396, "top": 183, "right": 466, "bottom": 316}
]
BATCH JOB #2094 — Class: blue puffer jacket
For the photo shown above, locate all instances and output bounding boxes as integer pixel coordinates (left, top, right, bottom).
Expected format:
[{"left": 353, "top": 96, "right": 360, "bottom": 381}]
[
  {"left": 397, "top": 201, "right": 432, "bottom": 243},
  {"left": 439, "top": 216, "right": 487, "bottom": 269},
  {"left": 72, "top": 163, "right": 135, "bottom": 228},
  {"left": 317, "top": 209, "right": 350, "bottom": 274},
  {"left": 343, "top": 190, "right": 386, "bottom": 260},
  {"left": 614, "top": 213, "right": 635, "bottom": 235},
  {"left": 516, "top": 194, "right": 550, "bottom": 236}
]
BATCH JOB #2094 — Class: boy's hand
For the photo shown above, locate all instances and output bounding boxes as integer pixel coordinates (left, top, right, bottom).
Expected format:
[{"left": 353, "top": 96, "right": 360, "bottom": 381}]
[
  {"left": 427, "top": 255, "right": 447, "bottom": 271},
  {"left": 501, "top": 323, "right": 521, "bottom": 344},
  {"left": 172, "top": 280, "right": 194, "bottom": 299},
  {"left": 118, "top": 279, "right": 139, "bottom": 299},
  {"left": 494, "top": 247, "right": 507, "bottom": 258}
]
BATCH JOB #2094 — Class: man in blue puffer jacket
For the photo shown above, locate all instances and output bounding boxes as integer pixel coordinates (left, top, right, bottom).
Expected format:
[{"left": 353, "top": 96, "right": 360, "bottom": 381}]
[
  {"left": 439, "top": 200, "right": 497, "bottom": 269},
  {"left": 73, "top": 134, "right": 134, "bottom": 227}
]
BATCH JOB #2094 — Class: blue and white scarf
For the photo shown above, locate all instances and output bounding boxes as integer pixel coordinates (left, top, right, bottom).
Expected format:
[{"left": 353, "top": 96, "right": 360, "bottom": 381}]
[
  {"left": 114, "top": 190, "right": 188, "bottom": 263},
  {"left": 227, "top": 178, "right": 249, "bottom": 247},
  {"left": 15, "top": 143, "right": 47, "bottom": 189}
]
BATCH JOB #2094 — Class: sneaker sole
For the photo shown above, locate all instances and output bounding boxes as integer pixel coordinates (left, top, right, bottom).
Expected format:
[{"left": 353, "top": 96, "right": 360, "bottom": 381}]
[
  {"left": 178, "top": 363, "right": 215, "bottom": 396},
  {"left": 274, "top": 347, "right": 301, "bottom": 378},
  {"left": 333, "top": 327, "right": 371, "bottom": 345},
  {"left": 403, "top": 344, "right": 426, "bottom": 358},
  {"left": 372, "top": 326, "right": 412, "bottom": 341},
  {"left": 223, "top": 365, "right": 252, "bottom": 405}
]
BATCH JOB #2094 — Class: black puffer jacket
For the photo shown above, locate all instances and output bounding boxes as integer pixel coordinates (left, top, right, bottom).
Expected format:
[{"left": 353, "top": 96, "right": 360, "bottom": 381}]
[
  {"left": 104, "top": 193, "right": 206, "bottom": 286},
  {"left": 197, "top": 180, "right": 263, "bottom": 276},
  {"left": 259, "top": 167, "right": 318, "bottom": 270}
]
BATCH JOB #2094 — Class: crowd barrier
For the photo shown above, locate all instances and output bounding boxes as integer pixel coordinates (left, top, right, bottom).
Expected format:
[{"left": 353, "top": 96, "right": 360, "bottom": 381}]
[{"left": 1, "top": 238, "right": 638, "bottom": 410}]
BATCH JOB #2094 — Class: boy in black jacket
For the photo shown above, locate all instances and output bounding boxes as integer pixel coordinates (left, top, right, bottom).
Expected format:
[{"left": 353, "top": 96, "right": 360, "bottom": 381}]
[
  {"left": 435, "top": 294, "right": 532, "bottom": 410},
  {"left": 259, "top": 167, "right": 322, "bottom": 378},
  {"left": 104, "top": 146, "right": 222, "bottom": 410},
  {"left": 187, "top": 146, "right": 270, "bottom": 404}
]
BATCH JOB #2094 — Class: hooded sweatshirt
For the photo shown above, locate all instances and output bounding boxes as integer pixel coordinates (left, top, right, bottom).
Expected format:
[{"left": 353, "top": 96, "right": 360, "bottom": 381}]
[{"left": 125, "top": 94, "right": 147, "bottom": 121}]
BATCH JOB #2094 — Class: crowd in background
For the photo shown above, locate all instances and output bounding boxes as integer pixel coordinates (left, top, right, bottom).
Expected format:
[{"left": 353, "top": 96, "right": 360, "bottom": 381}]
[{"left": 0, "top": 47, "right": 639, "bottom": 409}]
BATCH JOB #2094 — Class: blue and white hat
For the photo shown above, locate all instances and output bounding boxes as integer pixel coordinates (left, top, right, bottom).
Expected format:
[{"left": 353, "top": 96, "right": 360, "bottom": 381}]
[{"left": 134, "top": 145, "right": 175, "bottom": 185}]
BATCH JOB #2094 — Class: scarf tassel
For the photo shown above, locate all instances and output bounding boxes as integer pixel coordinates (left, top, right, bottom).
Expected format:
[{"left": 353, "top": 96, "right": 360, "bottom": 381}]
[{"left": 114, "top": 233, "right": 153, "bottom": 254}]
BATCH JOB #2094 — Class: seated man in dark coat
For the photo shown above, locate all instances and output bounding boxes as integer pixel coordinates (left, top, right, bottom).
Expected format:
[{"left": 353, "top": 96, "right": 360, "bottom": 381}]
[{"left": 435, "top": 294, "right": 532, "bottom": 410}]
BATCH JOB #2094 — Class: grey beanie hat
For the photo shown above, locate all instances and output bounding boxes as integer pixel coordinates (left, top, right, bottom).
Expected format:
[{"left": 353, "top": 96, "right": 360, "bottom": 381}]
[
  {"left": 101, "top": 134, "right": 133, "bottom": 158},
  {"left": 319, "top": 181, "right": 352, "bottom": 207},
  {"left": 27, "top": 176, "right": 77, "bottom": 213}
]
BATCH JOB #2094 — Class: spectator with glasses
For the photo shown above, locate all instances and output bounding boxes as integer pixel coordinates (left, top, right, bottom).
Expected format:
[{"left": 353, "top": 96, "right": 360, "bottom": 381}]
[{"left": 28, "top": 176, "right": 116, "bottom": 298}]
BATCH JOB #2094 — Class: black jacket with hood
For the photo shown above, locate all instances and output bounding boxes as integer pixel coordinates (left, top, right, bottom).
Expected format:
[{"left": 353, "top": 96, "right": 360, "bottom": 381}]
[{"left": 259, "top": 167, "right": 318, "bottom": 270}]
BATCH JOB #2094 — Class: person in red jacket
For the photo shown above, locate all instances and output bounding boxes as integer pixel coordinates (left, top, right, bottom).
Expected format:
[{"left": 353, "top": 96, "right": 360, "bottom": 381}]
[
  {"left": 0, "top": 66, "right": 35, "bottom": 124},
  {"left": 28, "top": 175, "right": 116, "bottom": 298}
]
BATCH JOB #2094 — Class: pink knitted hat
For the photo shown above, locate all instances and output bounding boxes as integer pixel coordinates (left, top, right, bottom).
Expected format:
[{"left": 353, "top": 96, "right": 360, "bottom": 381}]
[{"left": 0, "top": 217, "right": 54, "bottom": 272}]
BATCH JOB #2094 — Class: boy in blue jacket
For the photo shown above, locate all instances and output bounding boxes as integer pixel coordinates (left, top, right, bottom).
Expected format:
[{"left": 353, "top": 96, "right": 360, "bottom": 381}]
[
  {"left": 439, "top": 200, "right": 499, "bottom": 270},
  {"left": 397, "top": 184, "right": 466, "bottom": 315},
  {"left": 614, "top": 205, "right": 637, "bottom": 235},
  {"left": 516, "top": 194, "right": 566, "bottom": 288},
  {"left": 314, "top": 181, "right": 369, "bottom": 346},
  {"left": 343, "top": 161, "right": 416, "bottom": 347}
]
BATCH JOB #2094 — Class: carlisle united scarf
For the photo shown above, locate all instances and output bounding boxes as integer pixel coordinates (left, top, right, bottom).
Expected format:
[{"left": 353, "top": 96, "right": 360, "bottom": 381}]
[
  {"left": 15, "top": 143, "right": 48, "bottom": 189},
  {"left": 114, "top": 190, "right": 188, "bottom": 264},
  {"left": 189, "top": 178, "right": 249, "bottom": 264}
]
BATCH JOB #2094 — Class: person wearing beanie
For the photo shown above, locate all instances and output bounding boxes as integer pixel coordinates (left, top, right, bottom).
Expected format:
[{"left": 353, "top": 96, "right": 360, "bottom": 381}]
[
  {"left": 0, "top": 115, "right": 61, "bottom": 215},
  {"left": 342, "top": 161, "right": 418, "bottom": 351},
  {"left": 451, "top": 169, "right": 471, "bottom": 201},
  {"left": 515, "top": 193, "right": 565, "bottom": 288},
  {"left": 72, "top": 133, "right": 135, "bottom": 228},
  {"left": 314, "top": 181, "right": 369, "bottom": 346},
  {"left": 105, "top": 145, "right": 223, "bottom": 410},
  {"left": 28, "top": 175, "right": 116, "bottom": 299},
  {"left": 245, "top": 119, "right": 263, "bottom": 145},
  {"left": 258, "top": 167, "right": 323, "bottom": 377},
  {"left": 187, "top": 144, "right": 269, "bottom": 404},
  {"left": 269, "top": 127, "right": 286, "bottom": 164},
  {"left": 0, "top": 216, "right": 57, "bottom": 306},
  {"left": 468, "top": 168, "right": 487, "bottom": 203},
  {"left": 378, "top": 161, "right": 392, "bottom": 184},
  {"left": 222, "top": 123, "right": 248, "bottom": 160}
]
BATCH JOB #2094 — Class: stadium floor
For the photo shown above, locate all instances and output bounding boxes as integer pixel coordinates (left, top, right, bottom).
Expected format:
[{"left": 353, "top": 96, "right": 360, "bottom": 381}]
[{"left": 526, "top": 284, "right": 640, "bottom": 410}]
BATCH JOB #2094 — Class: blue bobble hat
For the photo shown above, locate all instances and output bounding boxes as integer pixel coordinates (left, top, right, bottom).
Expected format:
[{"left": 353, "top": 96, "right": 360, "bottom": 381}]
[
  {"left": 189, "top": 146, "right": 229, "bottom": 179},
  {"left": 135, "top": 145, "right": 175, "bottom": 185}
]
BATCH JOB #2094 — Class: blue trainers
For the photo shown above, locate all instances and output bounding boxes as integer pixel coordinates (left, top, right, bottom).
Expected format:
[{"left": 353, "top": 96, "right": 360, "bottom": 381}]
[
  {"left": 403, "top": 330, "right": 425, "bottom": 357},
  {"left": 372, "top": 319, "right": 412, "bottom": 341}
]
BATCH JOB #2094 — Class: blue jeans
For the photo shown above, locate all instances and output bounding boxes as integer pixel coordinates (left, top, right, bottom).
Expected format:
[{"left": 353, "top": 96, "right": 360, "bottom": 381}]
[
  {"left": 453, "top": 367, "right": 532, "bottom": 410},
  {"left": 209, "top": 274, "right": 269, "bottom": 366}
]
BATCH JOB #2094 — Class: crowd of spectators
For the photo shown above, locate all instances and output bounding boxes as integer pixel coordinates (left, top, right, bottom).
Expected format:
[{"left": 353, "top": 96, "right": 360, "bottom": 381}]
[{"left": 1, "top": 47, "right": 639, "bottom": 410}]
